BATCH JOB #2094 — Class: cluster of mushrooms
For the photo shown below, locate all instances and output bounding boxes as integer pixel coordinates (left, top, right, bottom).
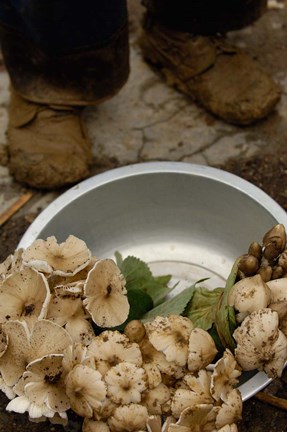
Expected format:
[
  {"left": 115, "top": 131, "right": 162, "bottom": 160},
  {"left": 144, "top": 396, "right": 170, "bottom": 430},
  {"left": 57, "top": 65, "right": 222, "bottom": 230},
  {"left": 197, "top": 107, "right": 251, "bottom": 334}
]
[{"left": 0, "top": 226, "right": 286, "bottom": 432}]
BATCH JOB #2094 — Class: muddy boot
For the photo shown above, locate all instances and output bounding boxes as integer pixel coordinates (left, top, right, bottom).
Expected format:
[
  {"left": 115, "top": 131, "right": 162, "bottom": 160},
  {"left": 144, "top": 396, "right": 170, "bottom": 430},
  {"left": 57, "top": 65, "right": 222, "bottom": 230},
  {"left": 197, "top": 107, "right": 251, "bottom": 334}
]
[
  {"left": 140, "top": 17, "right": 281, "bottom": 125},
  {"left": 7, "top": 88, "right": 93, "bottom": 189}
]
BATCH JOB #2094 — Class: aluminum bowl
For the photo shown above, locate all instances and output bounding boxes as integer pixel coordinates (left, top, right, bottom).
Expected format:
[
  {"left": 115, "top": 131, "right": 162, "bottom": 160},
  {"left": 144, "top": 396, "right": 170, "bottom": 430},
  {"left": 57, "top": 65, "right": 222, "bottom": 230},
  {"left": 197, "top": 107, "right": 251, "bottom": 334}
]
[{"left": 19, "top": 161, "right": 287, "bottom": 400}]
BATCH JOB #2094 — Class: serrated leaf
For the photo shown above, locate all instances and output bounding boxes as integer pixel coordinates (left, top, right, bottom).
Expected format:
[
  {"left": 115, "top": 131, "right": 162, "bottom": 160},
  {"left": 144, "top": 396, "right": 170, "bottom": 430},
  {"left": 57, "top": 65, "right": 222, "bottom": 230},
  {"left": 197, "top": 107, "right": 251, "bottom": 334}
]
[
  {"left": 141, "top": 285, "right": 196, "bottom": 322},
  {"left": 184, "top": 287, "right": 224, "bottom": 331},
  {"left": 115, "top": 253, "right": 172, "bottom": 305}
]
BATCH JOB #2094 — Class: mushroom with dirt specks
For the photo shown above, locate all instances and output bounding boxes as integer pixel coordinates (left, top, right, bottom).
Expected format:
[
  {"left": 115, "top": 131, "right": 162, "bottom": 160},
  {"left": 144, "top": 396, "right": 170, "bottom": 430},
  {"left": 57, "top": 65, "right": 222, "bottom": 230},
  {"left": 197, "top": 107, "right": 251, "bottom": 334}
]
[
  {"left": 108, "top": 403, "right": 149, "bottom": 432},
  {"left": 211, "top": 349, "right": 241, "bottom": 402},
  {"left": 83, "top": 259, "right": 129, "bottom": 328},
  {"left": 145, "top": 315, "right": 194, "bottom": 367},
  {"left": 168, "top": 403, "right": 218, "bottom": 432},
  {"left": 86, "top": 330, "right": 142, "bottom": 377},
  {"left": 233, "top": 308, "right": 287, "bottom": 378},
  {"left": 104, "top": 361, "right": 147, "bottom": 405},
  {"left": 22, "top": 235, "right": 92, "bottom": 276},
  {"left": 82, "top": 419, "right": 111, "bottom": 432},
  {"left": 215, "top": 389, "right": 242, "bottom": 430},
  {"left": 65, "top": 363, "right": 107, "bottom": 418},
  {"left": 228, "top": 274, "right": 271, "bottom": 320},
  {"left": 0, "top": 268, "right": 51, "bottom": 327},
  {"left": 188, "top": 328, "right": 218, "bottom": 372},
  {"left": 0, "top": 319, "right": 72, "bottom": 386}
]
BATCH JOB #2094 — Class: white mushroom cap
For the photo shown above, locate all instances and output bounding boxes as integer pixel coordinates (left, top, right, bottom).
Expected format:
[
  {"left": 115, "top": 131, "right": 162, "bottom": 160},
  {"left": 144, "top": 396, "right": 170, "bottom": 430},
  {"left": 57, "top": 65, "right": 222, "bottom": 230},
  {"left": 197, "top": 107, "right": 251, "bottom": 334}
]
[
  {"left": 87, "top": 330, "right": 142, "bottom": 377},
  {"left": 168, "top": 404, "right": 217, "bottom": 432},
  {"left": 23, "top": 353, "right": 70, "bottom": 413},
  {"left": 83, "top": 259, "right": 129, "bottom": 328},
  {"left": 83, "top": 419, "right": 111, "bottom": 432},
  {"left": 0, "top": 268, "right": 51, "bottom": 326},
  {"left": 108, "top": 404, "right": 149, "bottom": 432},
  {"left": 104, "top": 361, "right": 147, "bottom": 405},
  {"left": 188, "top": 328, "right": 218, "bottom": 372},
  {"left": 141, "top": 382, "right": 171, "bottom": 415},
  {"left": 0, "top": 248, "right": 24, "bottom": 281},
  {"left": 211, "top": 349, "right": 241, "bottom": 402},
  {"left": 266, "top": 278, "right": 287, "bottom": 302},
  {"left": 145, "top": 315, "right": 194, "bottom": 367},
  {"left": 65, "top": 364, "right": 107, "bottom": 418},
  {"left": 0, "top": 319, "right": 72, "bottom": 386},
  {"left": 228, "top": 274, "right": 271, "bottom": 314},
  {"left": 215, "top": 389, "right": 242, "bottom": 429},
  {"left": 22, "top": 235, "right": 92, "bottom": 276},
  {"left": 233, "top": 309, "right": 287, "bottom": 378},
  {"left": 171, "top": 370, "right": 212, "bottom": 419}
]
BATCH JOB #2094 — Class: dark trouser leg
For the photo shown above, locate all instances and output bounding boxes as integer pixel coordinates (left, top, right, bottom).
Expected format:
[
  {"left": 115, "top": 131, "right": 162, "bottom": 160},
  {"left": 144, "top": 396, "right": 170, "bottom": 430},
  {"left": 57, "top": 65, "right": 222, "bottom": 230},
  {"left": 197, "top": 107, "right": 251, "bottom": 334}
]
[
  {"left": 140, "top": 0, "right": 281, "bottom": 125},
  {"left": 143, "top": 0, "right": 267, "bottom": 34},
  {"left": 0, "top": 0, "right": 129, "bottom": 105},
  {"left": 0, "top": 0, "right": 129, "bottom": 189}
]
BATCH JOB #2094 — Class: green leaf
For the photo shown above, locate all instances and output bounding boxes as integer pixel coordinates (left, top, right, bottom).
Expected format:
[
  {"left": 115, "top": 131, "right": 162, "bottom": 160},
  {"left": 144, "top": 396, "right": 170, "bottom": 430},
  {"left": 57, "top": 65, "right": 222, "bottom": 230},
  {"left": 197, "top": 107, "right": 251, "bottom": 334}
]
[
  {"left": 184, "top": 287, "right": 224, "bottom": 331},
  {"left": 141, "top": 285, "right": 196, "bottom": 322},
  {"left": 214, "top": 258, "right": 241, "bottom": 351},
  {"left": 115, "top": 254, "right": 172, "bottom": 306}
]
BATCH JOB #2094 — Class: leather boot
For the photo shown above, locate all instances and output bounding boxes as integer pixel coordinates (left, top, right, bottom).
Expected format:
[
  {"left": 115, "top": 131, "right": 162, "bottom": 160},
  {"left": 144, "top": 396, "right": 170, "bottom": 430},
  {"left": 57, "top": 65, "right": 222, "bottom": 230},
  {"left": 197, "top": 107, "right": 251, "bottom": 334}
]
[
  {"left": 7, "top": 88, "right": 93, "bottom": 189},
  {"left": 139, "top": 16, "right": 281, "bottom": 125}
]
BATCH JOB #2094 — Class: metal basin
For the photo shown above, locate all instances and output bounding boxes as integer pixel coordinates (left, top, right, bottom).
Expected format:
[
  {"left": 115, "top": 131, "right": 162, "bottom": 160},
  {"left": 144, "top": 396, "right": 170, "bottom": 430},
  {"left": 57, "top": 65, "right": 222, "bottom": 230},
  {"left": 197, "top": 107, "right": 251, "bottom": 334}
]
[{"left": 19, "top": 161, "right": 287, "bottom": 400}]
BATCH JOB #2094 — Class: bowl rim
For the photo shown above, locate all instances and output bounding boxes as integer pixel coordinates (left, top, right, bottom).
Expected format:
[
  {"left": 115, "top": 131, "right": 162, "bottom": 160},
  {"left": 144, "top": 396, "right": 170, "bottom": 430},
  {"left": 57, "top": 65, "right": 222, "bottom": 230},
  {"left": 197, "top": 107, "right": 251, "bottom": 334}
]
[{"left": 19, "top": 161, "right": 287, "bottom": 249}]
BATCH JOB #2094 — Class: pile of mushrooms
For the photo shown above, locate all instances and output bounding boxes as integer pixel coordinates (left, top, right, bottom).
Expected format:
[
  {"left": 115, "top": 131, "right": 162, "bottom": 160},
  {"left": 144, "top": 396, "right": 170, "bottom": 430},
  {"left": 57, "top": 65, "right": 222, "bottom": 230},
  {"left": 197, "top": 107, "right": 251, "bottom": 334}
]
[{"left": 0, "top": 226, "right": 285, "bottom": 431}]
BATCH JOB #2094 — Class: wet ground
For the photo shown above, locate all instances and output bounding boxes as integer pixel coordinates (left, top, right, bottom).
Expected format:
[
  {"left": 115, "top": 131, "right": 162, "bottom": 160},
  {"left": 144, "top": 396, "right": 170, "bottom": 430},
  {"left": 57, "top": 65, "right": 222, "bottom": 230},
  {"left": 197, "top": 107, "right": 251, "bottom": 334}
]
[{"left": 0, "top": 0, "right": 287, "bottom": 431}]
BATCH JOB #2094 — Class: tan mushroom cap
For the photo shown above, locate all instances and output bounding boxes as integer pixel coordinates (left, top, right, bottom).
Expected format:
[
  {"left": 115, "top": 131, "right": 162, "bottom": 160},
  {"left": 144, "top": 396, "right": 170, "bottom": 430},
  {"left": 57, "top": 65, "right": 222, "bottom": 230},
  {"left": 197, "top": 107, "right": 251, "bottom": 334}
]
[
  {"left": 145, "top": 315, "right": 194, "bottom": 367},
  {"left": 23, "top": 353, "right": 70, "bottom": 413},
  {"left": 168, "top": 403, "right": 218, "bottom": 432},
  {"left": 65, "top": 364, "right": 107, "bottom": 418},
  {"left": 188, "top": 328, "right": 218, "bottom": 372},
  {"left": 211, "top": 349, "right": 241, "bottom": 402},
  {"left": 0, "top": 268, "right": 51, "bottom": 326},
  {"left": 83, "top": 419, "right": 111, "bottom": 432},
  {"left": 83, "top": 259, "right": 129, "bottom": 328},
  {"left": 108, "top": 403, "right": 149, "bottom": 432},
  {"left": 233, "top": 309, "right": 287, "bottom": 378},
  {"left": 22, "top": 235, "right": 92, "bottom": 276},
  {"left": 228, "top": 274, "right": 271, "bottom": 314},
  {"left": 215, "top": 389, "right": 242, "bottom": 430},
  {"left": 0, "top": 319, "right": 72, "bottom": 386}
]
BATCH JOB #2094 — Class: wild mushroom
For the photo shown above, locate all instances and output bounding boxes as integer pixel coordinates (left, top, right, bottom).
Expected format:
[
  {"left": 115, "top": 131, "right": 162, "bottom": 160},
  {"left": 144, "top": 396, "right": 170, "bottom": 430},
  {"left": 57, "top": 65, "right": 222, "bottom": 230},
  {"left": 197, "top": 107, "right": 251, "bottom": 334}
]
[
  {"left": 141, "top": 382, "right": 171, "bottom": 415},
  {"left": 46, "top": 293, "right": 94, "bottom": 345},
  {"left": 215, "top": 389, "right": 242, "bottom": 430},
  {"left": 188, "top": 328, "right": 218, "bottom": 372},
  {"left": 171, "top": 370, "right": 212, "bottom": 419},
  {"left": 233, "top": 308, "right": 287, "bottom": 378},
  {"left": 210, "top": 349, "right": 241, "bottom": 402},
  {"left": 145, "top": 315, "right": 194, "bottom": 367},
  {"left": 0, "top": 319, "right": 72, "bottom": 386},
  {"left": 86, "top": 330, "right": 142, "bottom": 377},
  {"left": 82, "top": 418, "right": 111, "bottom": 432},
  {"left": 266, "top": 277, "right": 287, "bottom": 302},
  {"left": 83, "top": 259, "right": 129, "bottom": 328},
  {"left": 23, "top": 353, "right": 70, "bottom": 414},
  {"left": 0, "top": 248, "right": 23, "bottom": 281},
  {"left": 168, "top": 404, "right": 218, "bottom": 432},
  {"left": 139, "top": 336, "right": 184, "bottom": 380},
  {"left": 0, "top": 268, "right": 51, "bottom": 327},
  {"left": 146, "top": 415, "right": 176, "bottom": 432},
  {"left": 65, "top": 364, "right": 107, "bottom": 418},
  {"left": 108, "top": 403, "right": 149, "bottom": 432},
  {"left": 104, "top": 361, "right": 147, "bottom": 405},
  {"left": 22, "top": 235, "right": 92, "bottom": 276},
  {"left": 228, "top": 274, "right": 271, "bottom": 321}
]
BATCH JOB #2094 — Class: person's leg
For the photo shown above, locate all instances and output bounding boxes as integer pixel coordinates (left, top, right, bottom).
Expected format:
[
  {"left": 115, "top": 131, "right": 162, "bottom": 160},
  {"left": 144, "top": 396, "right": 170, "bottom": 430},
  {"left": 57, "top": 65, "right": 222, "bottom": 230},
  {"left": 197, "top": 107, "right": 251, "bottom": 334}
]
[
  {"left": 0, "top": 0, "right": 129, "bottom": 188},
  {"left": 140, "top": 0, "right": 281, "bottom": 125}
]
